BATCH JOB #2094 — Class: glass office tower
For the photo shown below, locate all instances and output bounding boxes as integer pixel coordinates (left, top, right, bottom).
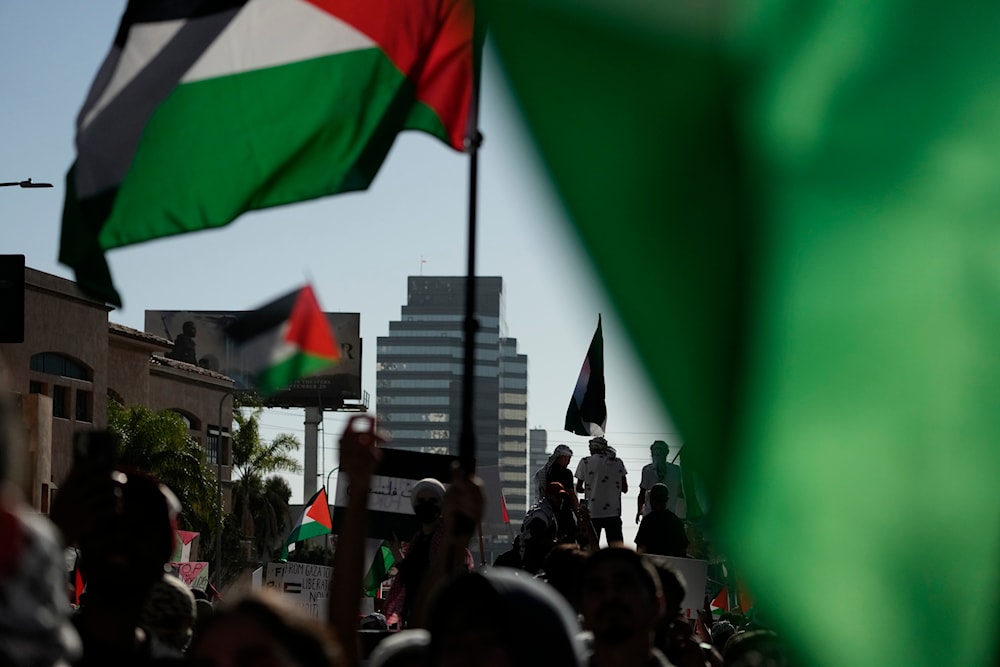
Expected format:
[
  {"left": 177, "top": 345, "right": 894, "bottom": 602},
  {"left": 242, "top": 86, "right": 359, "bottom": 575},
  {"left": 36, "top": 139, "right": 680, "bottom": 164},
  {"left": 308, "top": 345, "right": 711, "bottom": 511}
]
[{"left": 376, "top": 277, "right": 528, "bottom": 545}]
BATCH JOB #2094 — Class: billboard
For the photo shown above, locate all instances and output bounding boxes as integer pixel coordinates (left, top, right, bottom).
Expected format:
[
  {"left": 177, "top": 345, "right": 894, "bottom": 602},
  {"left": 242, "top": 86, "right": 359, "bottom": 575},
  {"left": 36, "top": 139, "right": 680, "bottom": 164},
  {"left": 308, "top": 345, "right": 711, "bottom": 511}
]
[{"left": 145, "top": 309, "right": 361, "bottom": 408}]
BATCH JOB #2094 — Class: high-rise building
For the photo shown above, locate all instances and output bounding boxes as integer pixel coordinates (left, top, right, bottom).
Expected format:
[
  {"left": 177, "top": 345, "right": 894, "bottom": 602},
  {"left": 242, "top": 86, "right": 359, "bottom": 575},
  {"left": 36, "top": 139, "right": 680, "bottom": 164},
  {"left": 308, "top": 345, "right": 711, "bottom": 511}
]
[{"left": 376, "top": 276, "right": 528, "bottom": 544}]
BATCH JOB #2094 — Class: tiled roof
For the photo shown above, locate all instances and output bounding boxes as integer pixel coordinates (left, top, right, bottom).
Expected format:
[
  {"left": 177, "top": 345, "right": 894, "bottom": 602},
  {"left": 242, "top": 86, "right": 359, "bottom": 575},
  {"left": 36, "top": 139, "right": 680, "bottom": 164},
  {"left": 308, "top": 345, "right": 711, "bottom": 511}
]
[
  {"left": 150, "top": 354, "right": 233, "bottom": 382},
  {"left": 109, "top": 321, "right": 172, "bottom": 346}
]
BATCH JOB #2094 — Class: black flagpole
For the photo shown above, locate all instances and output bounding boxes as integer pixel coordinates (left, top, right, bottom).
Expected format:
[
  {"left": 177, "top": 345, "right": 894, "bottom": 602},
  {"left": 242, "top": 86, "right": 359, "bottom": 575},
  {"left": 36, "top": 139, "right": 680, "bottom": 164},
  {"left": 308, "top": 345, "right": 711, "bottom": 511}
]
[
  {"left": 458, "top": 19, "right": 485, "bottom": 476},
  {"left": 458, "top": 132, "right": 482, "bottom": 475}
]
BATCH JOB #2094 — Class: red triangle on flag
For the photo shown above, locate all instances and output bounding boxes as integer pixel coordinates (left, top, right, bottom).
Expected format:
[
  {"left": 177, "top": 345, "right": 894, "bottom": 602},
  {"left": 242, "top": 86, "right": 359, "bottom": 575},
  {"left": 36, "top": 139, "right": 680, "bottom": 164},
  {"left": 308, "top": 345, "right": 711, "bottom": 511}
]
[
  {"left": 305, "top": 487, "right": 333, "bottom": 529},
  {"left": 710, "top": 586, "right": 729, "bottom": 613},
  {"left": 74, "top": 567, "right": 85, "bottom": 606},
  {"left": 286, "top": 285, "right": 339, "bottom": 360}
]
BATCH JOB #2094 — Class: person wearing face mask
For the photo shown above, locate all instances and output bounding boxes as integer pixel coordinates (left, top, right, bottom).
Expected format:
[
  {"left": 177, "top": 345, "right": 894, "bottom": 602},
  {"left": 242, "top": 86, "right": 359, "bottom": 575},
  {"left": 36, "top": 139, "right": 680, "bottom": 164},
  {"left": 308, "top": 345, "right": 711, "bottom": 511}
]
[{"left": 383, "top": 478, "right": 474, "bottom": 629}]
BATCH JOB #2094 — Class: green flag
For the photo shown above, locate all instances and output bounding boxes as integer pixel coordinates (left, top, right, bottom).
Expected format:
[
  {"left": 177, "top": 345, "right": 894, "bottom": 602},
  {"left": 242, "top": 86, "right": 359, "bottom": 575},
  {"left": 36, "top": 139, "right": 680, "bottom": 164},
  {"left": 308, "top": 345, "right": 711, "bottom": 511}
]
[
  {"left": 484, "top": 2, "right": 1000, "bottom": 665},
  {"left": 363, "top": 542, "right": 395, "bottom": 598}
]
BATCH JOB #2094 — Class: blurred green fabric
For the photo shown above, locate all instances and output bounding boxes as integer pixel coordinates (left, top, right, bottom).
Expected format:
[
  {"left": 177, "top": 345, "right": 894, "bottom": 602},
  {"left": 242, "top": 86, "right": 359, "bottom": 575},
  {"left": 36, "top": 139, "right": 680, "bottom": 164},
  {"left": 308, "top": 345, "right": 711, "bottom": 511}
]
[{"left": 483, "top": 1, "right": 1000, "bottom": 665}]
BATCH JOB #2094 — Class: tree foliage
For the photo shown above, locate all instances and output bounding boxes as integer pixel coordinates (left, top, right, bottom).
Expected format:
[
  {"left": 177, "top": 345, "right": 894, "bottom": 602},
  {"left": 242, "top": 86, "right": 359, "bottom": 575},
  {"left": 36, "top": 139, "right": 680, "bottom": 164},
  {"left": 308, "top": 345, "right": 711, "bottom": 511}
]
[
  {"left": 107, "top": 399, "right": 218, "bottom": 538},
  {"left": 231, "top": 397, "right": 302, "bottom": 563}
]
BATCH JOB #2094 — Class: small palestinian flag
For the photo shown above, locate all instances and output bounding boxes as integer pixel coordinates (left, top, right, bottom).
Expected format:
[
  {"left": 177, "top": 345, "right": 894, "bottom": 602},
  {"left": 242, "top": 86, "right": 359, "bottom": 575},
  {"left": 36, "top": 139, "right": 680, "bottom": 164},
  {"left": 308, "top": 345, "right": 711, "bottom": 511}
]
[
  {"left": 710, "top": 586, "right": 729, "bottom": 616},
  {"left": 282, "top": 487, "right": 333, "bottom": 559},
  {"left": 226, "top": 284, "right": 340, "bottom": 396},
  {"left": 565, "top": 314, "right": 607, "bottom": 436}
]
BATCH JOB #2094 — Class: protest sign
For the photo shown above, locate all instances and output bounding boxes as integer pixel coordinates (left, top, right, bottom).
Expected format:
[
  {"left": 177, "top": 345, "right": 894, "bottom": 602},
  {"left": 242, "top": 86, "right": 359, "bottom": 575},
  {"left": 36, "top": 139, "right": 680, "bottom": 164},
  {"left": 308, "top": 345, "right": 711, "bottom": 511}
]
[
  {"left": 264, "top": 561, "right": 333, "bottom": 619},
  {"left": 643, "top": 555, "right": 709, "bottom": 620},
  {"left": 170, "top": 561, "right": 209, "bottom": 591},
  {"left": 331, "top": 447, "right": 455, "bottom": 541}
]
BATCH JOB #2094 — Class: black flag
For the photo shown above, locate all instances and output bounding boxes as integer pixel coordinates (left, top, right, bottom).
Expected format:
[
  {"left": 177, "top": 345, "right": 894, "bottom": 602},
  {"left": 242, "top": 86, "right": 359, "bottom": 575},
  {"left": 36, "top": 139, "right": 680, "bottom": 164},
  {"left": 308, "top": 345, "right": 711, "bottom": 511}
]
[{"left": 565, "top": 315, "right": 606, "bottom": 436}]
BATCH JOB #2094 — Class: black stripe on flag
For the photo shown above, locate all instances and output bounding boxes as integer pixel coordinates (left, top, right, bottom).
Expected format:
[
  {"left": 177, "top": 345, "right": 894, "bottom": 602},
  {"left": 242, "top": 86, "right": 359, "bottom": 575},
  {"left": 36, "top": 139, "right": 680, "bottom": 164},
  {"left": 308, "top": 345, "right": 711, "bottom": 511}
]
[{"left": 225, "top": 288, "right": 300, "bottom": 342}]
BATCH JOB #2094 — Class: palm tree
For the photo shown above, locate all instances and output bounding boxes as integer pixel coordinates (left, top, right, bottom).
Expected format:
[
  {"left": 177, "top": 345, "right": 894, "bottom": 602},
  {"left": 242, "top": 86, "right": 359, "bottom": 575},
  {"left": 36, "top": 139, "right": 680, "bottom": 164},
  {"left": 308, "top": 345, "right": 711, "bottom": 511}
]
[
  {"left": 230, "top": 399, "right": 302, "bottom": 562},
  {"left": 107, "top": 399, "right": 218, "bottom": 539}
]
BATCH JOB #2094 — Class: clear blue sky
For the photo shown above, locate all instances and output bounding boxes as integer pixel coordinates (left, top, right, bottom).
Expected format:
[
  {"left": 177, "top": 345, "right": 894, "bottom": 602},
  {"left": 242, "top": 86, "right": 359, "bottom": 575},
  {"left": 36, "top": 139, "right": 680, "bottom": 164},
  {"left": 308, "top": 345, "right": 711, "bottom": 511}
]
[{"left": 1, "top": 3, "right": 678, "bottom": 542}]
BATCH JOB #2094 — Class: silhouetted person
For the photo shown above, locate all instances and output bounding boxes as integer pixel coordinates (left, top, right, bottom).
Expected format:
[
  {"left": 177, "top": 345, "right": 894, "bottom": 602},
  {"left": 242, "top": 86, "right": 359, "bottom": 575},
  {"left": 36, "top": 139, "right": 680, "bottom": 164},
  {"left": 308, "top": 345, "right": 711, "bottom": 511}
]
[
  {"left": 575, "top": 437, "right": 628, "bottom": 545},
  {"left": 520, "top": 481, "right": 568, "bottom": 574},
  {"left": 190, "top": 592, "right": 341, "bottom": 667},
  {"left": 138, "top": 574, "right": 197, "bottom": 654},
  {"left": 637, "top": 440, "right": 683, "bottom": 523},
  {"left": 635, "top": 483, "right": 689, "bottom": 557},
  {"left": 578, "top": 547, "right": 668, "bottom": 667},
  {"left": 166, "top": 321, "right": 197, "bottom": 365},
  {"left": 53, "top": 465, "right": 186, "bottom": 666},
  {"left": 426, "top": 568, "right": 586, "bottom": 667}
]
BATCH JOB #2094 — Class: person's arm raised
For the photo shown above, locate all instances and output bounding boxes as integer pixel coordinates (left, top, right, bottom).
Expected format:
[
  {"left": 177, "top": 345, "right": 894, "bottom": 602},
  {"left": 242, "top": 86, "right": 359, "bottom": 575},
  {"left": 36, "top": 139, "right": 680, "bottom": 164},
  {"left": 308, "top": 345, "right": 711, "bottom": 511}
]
[{"left": 328, "top": 415, "right": 385, "bottom": 667}]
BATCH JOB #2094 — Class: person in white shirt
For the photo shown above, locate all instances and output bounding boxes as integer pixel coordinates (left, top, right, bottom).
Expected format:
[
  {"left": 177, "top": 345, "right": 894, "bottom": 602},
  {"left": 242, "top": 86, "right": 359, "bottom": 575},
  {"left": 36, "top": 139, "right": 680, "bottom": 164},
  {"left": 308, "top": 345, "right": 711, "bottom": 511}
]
[{"left": 574, "top": 436, "right": 628, "bottom": 545}]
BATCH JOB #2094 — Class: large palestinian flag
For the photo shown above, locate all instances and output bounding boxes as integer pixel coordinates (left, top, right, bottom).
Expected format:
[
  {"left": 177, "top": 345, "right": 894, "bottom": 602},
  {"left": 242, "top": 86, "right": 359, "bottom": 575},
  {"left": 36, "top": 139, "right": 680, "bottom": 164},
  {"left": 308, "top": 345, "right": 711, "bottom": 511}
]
[{"left": 60, "top": 0, "right": 478, "bottom": 306}]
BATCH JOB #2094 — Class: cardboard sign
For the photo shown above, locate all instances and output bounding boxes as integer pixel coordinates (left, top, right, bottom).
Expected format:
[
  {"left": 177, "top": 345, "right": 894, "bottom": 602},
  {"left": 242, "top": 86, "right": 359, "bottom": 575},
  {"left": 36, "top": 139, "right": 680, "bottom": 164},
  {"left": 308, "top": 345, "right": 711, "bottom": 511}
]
[
  {"left": 264, "top": 561, "right": 333, "bottom": 619},
  {"left": 170, "top": 561, "right": 209, "bottom": 591}
]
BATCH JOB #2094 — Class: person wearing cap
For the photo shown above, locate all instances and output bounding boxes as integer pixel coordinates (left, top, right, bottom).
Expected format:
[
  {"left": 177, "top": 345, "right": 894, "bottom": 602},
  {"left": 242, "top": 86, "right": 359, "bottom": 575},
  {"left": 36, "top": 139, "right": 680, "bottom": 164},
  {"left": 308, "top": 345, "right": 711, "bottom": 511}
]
[
  {"left": 518, "top": 481, "right": 570, "bottom": 574},
  {"left": 383, "top": 477, "right": 474, "bottom": 629},
  {"left": 574, "top": 436, "right": 628, "bottom": 546},
  {"left": 636, "top": 440, "right": 683, "bottom": 524},
  {"left": 634, "top": 483, "right": 689, "bottom": 558}
]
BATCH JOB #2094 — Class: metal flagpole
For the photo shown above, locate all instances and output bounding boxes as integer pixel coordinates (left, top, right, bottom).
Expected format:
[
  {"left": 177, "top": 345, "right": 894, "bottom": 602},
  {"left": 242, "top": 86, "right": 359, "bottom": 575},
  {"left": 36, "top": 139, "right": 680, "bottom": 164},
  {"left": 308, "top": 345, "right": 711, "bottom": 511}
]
[
  {"left": 458, "top": 30, "right": 484, "bottom": 475},
  {"left": 458, "top": 127, "right": 482, "bottom": 475}
]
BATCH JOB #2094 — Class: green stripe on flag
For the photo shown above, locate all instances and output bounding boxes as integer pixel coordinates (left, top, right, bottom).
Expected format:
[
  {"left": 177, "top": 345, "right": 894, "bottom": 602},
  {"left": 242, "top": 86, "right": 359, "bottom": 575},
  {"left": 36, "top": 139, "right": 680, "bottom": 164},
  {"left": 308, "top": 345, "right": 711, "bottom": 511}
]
[
  {"left": 97, "top": 49, "right": 443, "bottom": 250},
  {"left": 256, "top": 351, "right": 340, "bottom": 397}
]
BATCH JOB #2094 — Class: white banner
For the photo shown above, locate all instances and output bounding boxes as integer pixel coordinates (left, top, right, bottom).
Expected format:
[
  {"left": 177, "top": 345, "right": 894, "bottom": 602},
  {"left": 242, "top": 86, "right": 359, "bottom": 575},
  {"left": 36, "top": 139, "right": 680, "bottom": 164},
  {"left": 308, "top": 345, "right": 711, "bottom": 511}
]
[{"left": 333, "top": 473, "right": 418, "bottom": 514}]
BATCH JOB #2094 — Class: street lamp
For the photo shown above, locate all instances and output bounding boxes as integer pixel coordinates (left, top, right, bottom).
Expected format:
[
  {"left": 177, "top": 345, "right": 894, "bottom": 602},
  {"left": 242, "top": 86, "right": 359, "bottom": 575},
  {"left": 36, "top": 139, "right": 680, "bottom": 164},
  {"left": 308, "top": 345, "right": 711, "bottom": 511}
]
[
  {"left": 0, "top": 178, "right": 53, "bottom": 188},
  {"left": 323, "top": 466, "right": 339, "bottom": 552},
  {"left": 215, "top": 389, "right": 235, "bottom": 590},
  {"left": 325, "top": 466, "right": 340, "bottom": 493}
]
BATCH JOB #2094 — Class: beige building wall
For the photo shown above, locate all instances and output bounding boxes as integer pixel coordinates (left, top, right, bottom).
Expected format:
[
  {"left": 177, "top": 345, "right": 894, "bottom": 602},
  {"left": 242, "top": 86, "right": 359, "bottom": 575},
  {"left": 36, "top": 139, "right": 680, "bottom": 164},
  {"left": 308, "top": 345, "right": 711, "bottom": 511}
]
[{"left": 0, "top": 267, "right": 235, "bottom": 512}]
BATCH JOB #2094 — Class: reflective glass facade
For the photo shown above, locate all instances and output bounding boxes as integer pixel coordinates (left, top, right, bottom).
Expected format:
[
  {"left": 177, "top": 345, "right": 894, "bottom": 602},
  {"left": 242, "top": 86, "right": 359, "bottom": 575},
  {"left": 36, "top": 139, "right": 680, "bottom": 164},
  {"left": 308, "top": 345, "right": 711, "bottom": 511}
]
[{"left": 376, "top": 277, "right": 529, "bottom": 537}]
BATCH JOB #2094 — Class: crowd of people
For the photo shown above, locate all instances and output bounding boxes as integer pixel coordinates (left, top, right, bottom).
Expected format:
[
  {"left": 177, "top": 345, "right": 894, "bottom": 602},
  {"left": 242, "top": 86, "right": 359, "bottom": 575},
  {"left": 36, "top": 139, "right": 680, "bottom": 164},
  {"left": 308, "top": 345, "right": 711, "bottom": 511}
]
[{"left": 0, "top": 355, "right": 790, "bottom": 667}]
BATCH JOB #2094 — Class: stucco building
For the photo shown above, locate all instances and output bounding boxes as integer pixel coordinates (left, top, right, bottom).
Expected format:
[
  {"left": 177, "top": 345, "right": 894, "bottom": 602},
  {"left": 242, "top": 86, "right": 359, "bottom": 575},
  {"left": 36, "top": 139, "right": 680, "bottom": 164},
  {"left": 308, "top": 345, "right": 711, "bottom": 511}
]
[{"left": 0, "top": 266, "right": 235, "bottom": 514}]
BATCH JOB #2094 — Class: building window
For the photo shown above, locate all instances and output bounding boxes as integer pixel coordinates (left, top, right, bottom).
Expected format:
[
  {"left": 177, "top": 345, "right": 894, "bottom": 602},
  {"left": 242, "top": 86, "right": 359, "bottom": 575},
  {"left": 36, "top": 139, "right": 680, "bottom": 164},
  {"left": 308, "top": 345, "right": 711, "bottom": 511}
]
[
  {"left": 207, "top": 430, "right": 219, "bottom": 465},
  {"left": 75, "top": 389, "right": 91, "bottom": 422},
  {"left": 29, "top": 352, "right": 91, "bottom": 381},
  {"left": 52, "top": 385, "right": 68, "bottom": 419},
  {"left": 207, "top": 426, "right": 230, "bottom": 466}
]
